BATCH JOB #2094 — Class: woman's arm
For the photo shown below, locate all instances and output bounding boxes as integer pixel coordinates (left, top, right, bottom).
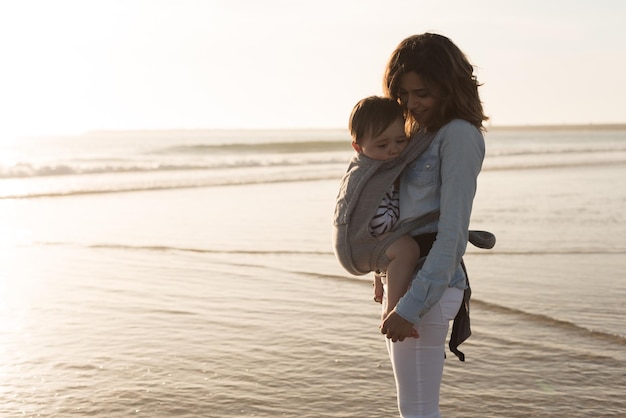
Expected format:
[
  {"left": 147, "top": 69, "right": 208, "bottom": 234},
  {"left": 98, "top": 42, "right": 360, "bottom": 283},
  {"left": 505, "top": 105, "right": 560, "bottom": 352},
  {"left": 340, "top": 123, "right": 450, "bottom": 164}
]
[{"left": 385, "top": 120, "right": 485, "bottom": 330}]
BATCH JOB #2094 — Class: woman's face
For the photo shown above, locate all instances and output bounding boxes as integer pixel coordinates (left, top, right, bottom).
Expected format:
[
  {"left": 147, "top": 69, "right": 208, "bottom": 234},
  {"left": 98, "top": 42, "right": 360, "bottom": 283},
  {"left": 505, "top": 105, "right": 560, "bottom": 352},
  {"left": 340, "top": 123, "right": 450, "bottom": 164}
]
[{"left": 397, "top": 72, "right": 438, "bottom": 129}]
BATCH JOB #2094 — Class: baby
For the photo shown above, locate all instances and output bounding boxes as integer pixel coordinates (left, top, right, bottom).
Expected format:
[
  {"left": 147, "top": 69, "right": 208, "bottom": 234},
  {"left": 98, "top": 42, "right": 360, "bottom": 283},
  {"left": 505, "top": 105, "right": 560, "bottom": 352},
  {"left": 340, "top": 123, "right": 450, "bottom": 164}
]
[{"left": 348, "top": 96, "right": 421, "bottom": 317}]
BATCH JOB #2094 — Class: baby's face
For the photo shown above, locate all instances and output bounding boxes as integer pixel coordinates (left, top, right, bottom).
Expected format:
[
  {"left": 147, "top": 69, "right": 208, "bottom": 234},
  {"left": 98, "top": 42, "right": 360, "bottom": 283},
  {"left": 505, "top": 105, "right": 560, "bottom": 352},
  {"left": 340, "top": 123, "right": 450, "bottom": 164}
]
[{"left": 353, "top": 118, "right": 408, "bottom": 161}]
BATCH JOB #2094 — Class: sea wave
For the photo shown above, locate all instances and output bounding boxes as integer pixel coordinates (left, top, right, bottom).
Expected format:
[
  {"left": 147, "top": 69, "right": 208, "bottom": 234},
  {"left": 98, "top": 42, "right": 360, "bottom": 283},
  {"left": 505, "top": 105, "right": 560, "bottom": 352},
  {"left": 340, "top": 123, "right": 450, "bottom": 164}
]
[
  {"left": 148, "top": 139, "right": 626, "bottom": 158},
  {"left": 465, "top": 248, "right": 626, "bottom": 255},
  {"left": 3, "top": 128, "right": 626, "bottom": 199},
  {"left": 87, "top": 242, "right": 331, "bottom": 256},
  {"left": 0, "top": 167, "right": 345, "bottom": 199},
  {"left": 3, "top": 157, "right": 626, "bottom": 200},
  {"left": 0, "top": 156, "right": 350, "bottom": 179},
  {"left": 472, "top": 299, "right": 626, "bottom": 346},
  {"left": 2, "top": 149, "right": 626, "bottom": 180},
  {"left": 31, "top": 239, "right": 626, "bottom": 346},
  {"left": 148, "top": 140, "right": 349, "bottom": 155},
  {"left": 39, "top": 240, "right": 626, "bottom": 258},
  {"left": 486, "top": 144, "right": 626, "bottom": 157}
]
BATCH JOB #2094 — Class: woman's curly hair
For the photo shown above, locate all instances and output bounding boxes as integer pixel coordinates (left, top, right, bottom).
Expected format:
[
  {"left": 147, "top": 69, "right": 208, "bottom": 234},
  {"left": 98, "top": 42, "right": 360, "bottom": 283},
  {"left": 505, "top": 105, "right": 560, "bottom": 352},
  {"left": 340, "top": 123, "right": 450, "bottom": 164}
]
[{"left": 384, "top": 33, "right": 489, "bottom": 133}]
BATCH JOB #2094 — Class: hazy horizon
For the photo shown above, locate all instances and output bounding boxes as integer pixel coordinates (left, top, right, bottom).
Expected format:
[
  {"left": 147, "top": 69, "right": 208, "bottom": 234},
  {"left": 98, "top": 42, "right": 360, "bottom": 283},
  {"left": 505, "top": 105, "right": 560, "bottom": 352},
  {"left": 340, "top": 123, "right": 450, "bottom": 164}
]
[{"left": 13, "top": 122, "right": 626, "bottom": 139}]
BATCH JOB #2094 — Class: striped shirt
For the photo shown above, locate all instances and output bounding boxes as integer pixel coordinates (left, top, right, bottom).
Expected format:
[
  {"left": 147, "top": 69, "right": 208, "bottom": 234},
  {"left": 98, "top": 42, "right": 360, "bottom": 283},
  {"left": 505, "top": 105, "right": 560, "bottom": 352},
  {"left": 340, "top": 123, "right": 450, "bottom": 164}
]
[{"left": 369, "top": 183, "right": 399, "bottom": 236}]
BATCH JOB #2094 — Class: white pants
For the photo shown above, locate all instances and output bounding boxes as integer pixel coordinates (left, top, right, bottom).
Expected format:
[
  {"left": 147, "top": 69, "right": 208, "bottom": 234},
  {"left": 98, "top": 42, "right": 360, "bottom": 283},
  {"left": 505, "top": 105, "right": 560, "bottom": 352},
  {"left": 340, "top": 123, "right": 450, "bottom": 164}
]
[{"left": 384, "top": 286, "right": 464, "bottom": 418}]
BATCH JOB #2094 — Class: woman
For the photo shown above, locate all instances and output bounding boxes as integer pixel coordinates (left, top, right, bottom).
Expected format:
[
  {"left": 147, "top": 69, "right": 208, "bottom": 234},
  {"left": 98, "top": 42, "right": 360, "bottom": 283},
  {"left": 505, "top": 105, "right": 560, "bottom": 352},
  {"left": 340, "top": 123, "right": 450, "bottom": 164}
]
[{"left": 379, "top": 33, "right": 488, "bottom": 417}]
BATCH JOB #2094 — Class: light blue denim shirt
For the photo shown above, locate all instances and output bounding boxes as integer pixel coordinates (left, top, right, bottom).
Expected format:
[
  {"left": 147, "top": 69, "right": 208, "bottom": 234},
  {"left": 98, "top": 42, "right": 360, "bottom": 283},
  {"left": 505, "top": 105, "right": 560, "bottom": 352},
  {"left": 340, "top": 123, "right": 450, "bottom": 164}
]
[{"left": 394, "top": 119, "right": 485, "bottom": 324}]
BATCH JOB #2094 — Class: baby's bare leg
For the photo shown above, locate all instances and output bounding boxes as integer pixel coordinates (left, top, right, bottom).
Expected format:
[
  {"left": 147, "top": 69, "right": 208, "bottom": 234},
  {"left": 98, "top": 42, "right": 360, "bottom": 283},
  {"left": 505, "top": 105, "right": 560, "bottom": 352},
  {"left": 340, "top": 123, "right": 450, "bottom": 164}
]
[
  {"left": 384, "top": 235, "right": 421, "bottom": 316},
  {"left": 373, "top": 274, "right": 384, "bottom": 303}
]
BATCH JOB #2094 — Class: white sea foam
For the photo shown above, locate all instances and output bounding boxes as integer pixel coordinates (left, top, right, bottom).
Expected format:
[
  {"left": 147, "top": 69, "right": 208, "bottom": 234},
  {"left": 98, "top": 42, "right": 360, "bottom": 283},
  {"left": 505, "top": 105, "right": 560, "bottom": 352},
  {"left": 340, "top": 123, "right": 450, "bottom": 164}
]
[{"left": 2, "top": 127, "right": 626, "bottom": 199}]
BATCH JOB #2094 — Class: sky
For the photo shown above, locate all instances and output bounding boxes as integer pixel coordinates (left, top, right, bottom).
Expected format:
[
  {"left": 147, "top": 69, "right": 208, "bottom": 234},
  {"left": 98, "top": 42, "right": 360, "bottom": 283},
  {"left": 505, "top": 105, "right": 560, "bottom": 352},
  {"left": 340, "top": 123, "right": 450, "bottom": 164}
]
[{"left": 0, "top": 0, "right": 625, "bottom": 137}]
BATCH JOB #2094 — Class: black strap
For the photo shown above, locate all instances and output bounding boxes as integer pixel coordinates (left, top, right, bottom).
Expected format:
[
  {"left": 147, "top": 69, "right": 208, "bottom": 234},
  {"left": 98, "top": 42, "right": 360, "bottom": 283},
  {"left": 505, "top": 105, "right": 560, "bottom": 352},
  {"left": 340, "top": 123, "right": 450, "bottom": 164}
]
[
  {"left": 449, "top": 260, "right": 471, "bottom": 361},
  {"left": 412, "top": 232, "right": 437, "bottom": 256},
  {"left": 412, "top": 233, "right": 471, "bottom": 361}
]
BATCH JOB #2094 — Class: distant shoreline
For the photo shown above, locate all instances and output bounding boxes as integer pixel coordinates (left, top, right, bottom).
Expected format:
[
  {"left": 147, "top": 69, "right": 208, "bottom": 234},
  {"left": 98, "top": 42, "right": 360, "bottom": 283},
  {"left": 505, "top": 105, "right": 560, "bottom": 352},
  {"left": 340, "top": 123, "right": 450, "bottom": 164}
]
[
  {"left": 85, "top": 123, "right": 626, "bottom": 135},
  {"left": 485, "top": 123, "right": 626, "bottom": 131},
  {"left": 20, "top": 123, "right": 626, "bottom": 139}
]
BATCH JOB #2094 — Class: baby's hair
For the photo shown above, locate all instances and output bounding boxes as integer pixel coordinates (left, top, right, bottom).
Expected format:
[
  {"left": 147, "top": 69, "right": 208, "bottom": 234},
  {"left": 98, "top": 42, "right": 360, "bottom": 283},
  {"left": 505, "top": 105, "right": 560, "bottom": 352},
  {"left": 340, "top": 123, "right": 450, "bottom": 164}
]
[{"left": 349, "top": 96, "right": 404, "bottom": 144}]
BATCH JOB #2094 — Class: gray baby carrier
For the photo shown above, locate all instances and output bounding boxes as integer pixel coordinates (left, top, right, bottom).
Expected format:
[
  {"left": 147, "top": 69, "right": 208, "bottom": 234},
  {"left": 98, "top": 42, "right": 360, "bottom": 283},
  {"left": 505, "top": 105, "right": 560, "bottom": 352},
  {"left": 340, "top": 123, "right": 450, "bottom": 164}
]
[
  {"left": 332, "top": 131, "right": 495, "bottom": 276},
  {"left": 332, "top": 131, "right": 439, "bottom": 276}
]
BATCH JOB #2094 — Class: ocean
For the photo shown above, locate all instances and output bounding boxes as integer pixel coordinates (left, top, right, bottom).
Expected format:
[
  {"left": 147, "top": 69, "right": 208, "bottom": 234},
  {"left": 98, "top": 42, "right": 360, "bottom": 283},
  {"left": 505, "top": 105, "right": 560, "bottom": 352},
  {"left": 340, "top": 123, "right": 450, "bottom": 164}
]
[{"left": 0, "top": 126, "right": 625, "bottom": 417}]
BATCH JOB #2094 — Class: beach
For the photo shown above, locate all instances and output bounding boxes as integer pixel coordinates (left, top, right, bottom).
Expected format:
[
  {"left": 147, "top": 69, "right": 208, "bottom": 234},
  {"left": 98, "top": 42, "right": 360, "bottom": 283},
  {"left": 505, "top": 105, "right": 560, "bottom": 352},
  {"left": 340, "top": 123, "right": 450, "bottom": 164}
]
[{"left": 0, "top": 128, "right": 625, "bottom": 417}]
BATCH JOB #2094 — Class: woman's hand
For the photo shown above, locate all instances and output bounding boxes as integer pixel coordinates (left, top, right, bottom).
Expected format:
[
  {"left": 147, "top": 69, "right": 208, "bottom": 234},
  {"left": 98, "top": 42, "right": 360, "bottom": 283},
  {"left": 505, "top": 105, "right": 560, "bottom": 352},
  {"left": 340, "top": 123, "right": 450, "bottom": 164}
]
[{"left": 380, "top": 310, "right": 419, "bottom": 342}]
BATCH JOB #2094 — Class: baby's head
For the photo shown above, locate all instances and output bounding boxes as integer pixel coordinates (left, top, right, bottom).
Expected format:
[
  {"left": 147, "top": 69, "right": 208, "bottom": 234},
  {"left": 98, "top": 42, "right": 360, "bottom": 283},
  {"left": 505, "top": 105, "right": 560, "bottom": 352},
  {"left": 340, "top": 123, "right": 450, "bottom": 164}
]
[{"left": 349, "top": 96, "right": 408, "bottom": 161}]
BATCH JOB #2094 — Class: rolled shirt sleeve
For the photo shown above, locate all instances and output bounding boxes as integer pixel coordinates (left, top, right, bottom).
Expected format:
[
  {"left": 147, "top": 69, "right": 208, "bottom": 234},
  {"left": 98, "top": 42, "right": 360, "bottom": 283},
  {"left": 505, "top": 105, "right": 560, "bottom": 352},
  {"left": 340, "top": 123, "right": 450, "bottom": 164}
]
[{"left": 394, "top": 120, "right": 485, "bottom": 324}]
